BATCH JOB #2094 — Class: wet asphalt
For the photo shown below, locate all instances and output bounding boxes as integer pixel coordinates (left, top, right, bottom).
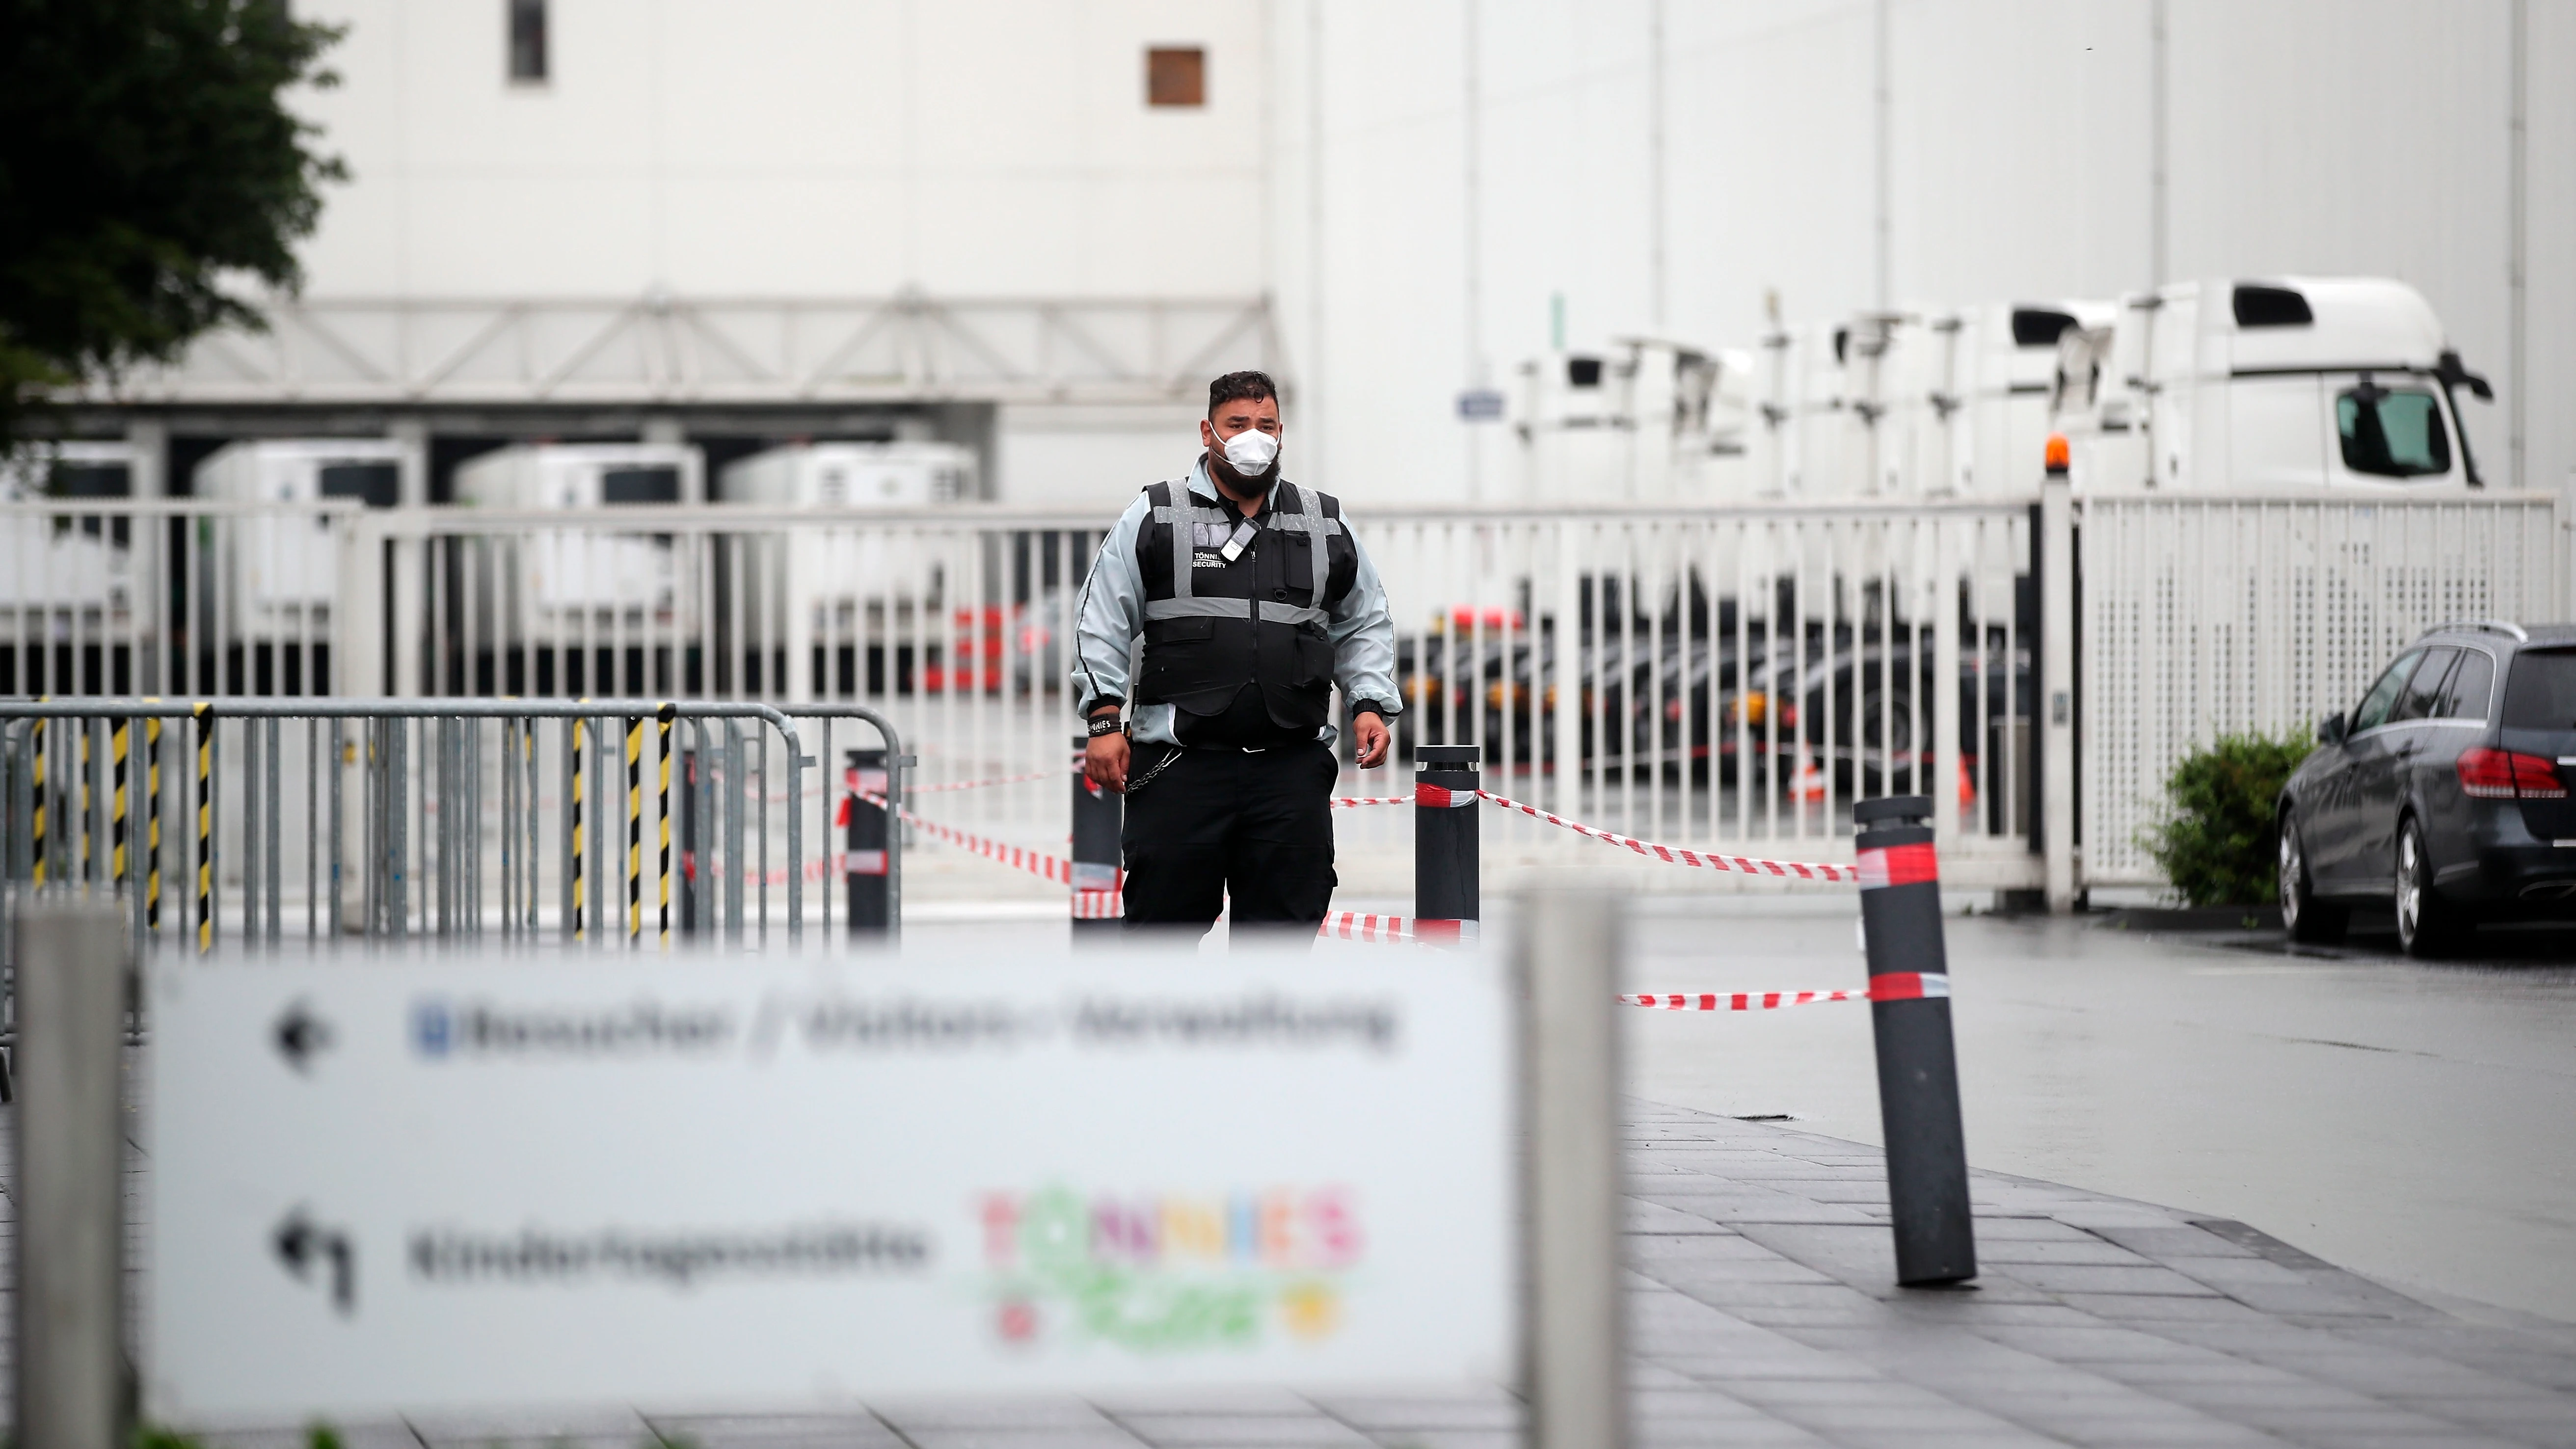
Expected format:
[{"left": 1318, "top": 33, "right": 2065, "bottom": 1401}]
[{"left": 1622, "top": 900, "right": 2576, "bottom": 1327}]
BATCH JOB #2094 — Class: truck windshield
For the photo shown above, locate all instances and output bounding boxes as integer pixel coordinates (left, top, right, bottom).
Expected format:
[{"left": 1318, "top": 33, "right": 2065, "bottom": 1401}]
[
  {"left": 2337, "top": 387, "right": 2451, "bottom": 478},
  {"left": 2500, "top": 649, "right": 2576, "bottom": 731}
]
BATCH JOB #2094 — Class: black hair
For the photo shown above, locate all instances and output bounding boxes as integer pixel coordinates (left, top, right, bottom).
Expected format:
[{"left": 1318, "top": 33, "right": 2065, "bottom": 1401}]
[{"left": 1207, "top": 370, "right": 1279, "bottom": 418}]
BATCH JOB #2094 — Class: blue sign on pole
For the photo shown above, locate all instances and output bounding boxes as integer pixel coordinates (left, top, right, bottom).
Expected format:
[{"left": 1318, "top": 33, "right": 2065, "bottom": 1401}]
[{"left": 1456, "top": 388, "right": 1505, "bottom": 423}]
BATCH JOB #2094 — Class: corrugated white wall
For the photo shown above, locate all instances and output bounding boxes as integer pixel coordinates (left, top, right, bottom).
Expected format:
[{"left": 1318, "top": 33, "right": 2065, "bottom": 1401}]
[
  {"left": 291, "top": 0, "right": 1271, "bottom": 300},
  {"left": 1271, "top": 0, "right": 2572, "bottom": 507},
  {"left": 276, "top": 2, "right": 2570, "bottom": 509}
]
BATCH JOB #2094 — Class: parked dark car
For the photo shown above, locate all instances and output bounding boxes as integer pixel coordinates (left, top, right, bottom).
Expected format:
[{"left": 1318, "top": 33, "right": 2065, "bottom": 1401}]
[
  {"left": 2277, "top": 621, "right": 2576, "bottom": 955},
  {"left": 1394, "top": 576, "right": 2032, "bottom": 808}
]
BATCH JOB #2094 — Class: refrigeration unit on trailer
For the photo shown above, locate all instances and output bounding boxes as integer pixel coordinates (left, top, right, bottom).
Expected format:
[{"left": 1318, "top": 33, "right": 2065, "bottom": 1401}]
[
  {"left": 719, "top": 441, "right": 974, "bottom": 510},
  {"left": 1514, "top": 341, "right": 1750, "bottom": 504},
  {"left": 717, "top": 441, "right": 983, "bottom": 696},
  {"left": 2050, "top": 277, "right": 2492, "bottom": 492},
  {"left": 0, "top": 442, "right": 144, "bottom": 690},
  {"left": 192, "top": 438, "right": 404, "bottom": 686},
  {"left": 1742, "top": 301, "right": 2110, "bottom": 502},
  {"left": 1932, "top": 301, "right": 2113, "bottom": 497},
  {"left": 452, "top": 444, "right": 708, "bottom": 676}
]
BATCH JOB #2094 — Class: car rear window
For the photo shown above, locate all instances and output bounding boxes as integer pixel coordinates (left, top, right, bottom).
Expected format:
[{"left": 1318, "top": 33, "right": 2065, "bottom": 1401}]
[{"left": 2500, "top": 648, "right": 2576, "bottom": 730}]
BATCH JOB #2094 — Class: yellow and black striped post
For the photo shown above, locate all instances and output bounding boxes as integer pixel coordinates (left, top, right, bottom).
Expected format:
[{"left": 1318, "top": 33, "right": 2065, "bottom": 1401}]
[
  {"left": 571, "top": 720, "right": 586, "bottom": 940},
  {"left": 29, "top": 715, "right": 45, "bottom": 886},
  {"left": 656, "top": 703, "right": 674, "bottom": 949},
  {"left": 195, "top": 702, "right": 213, "bottom": 952},
  {"left": 625, "top": 716, "right": 644, "bottom": 945},
  {"left": 145, "top": 716, "right": 163, "bottom": 931},
  {"left": 80, "top": 721, "right": 93, "bottom": 884},
  {"left": 111, "top": 719, "right": 129, "bottom": 896}
]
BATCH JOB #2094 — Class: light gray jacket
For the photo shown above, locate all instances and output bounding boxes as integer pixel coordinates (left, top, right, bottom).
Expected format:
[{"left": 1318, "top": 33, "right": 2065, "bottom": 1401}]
[{"left": 1070, "top": 458, "right": 1401, "bottom": 746}]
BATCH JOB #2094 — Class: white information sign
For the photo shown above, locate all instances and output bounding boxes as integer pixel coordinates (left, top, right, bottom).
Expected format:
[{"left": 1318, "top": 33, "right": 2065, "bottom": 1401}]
[{"left": 146, "top": 950, "right": 1515, "bottom": 1422}]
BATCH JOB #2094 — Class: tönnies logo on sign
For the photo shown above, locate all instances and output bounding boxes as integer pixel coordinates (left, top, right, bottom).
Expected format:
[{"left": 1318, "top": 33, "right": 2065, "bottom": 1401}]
[{"left": 409, "top": 998, "right": 735, "bottom": 1060}]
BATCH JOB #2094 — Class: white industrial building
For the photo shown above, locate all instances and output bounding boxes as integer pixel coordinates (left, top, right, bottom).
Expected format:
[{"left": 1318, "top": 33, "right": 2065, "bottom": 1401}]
[{"left": 42, "top": 0, "right": 2575, "bottom": 511}]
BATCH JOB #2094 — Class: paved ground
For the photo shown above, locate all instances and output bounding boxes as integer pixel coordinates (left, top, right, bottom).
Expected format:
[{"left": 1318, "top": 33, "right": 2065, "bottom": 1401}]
[
  {"left": 25, "top": 1098, "right": 2571, "bottom": 1449},
  {"left": 920, "top": 889, "right": 2576, "bottom": 1324},
  {"left": 1610, "top": 900, "right": 2576, "bottom": 1325}
]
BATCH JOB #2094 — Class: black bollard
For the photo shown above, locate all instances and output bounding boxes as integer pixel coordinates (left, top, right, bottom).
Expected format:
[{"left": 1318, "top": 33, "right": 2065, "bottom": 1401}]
[
  {"left": 1414, "top": 744, "right": 1481, "bottom": 943},
  {"left": 1853, "top": 794, "right": 1976, "bottom": 1286},
  {"left": 844, "top": 748, "right": 890, "bottom": 936},
  {"left": 1071, "top": 734, "right": 1123, "bottom": 933}
]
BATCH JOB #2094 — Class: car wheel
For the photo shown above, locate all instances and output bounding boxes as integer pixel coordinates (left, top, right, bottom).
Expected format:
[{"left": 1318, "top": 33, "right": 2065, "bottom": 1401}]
[
  {"left": 2395, "top": 817, "right": 2467, "bottom": 958},
  {"left": 2279, "top": 813, "right": 2347, "bottom": 945}
]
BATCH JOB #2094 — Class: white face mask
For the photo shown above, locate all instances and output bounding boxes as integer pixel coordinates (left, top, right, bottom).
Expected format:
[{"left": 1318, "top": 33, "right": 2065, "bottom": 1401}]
[{"left": 1220, "top": 427, "right": 1280, "bottom": 479}]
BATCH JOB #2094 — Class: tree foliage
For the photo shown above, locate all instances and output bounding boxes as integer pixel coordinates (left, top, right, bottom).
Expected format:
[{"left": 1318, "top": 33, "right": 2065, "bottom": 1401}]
[
  {"left": 0, "top": 0, "right": 344, "bottom": 442},
  {"left": 2140, "top": 731, "right": 2315, "bottom": 907}
]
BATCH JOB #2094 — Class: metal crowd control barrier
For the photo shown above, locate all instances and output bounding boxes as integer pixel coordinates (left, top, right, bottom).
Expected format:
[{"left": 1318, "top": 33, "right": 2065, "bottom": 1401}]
[{"left": 0, "top": 699, "right": 905, "bottom": 977}]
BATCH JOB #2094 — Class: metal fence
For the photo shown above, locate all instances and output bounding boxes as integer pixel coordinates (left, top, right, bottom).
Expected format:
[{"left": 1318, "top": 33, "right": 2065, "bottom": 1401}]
[
  {"left": 0, "top": 498, "right": 368, "bottom": 698},
  {"left": 6, "top": 488, "right": 2565, "bottom": 894},
  {"left": 339, "top": 501, "right": 2045, "bottom": 881},
  {"left": 0, "top": 698, "right": 904, "bottom": 973},
  {"left": 1351, "top": 502, "right": 2038, "bottom": 880},
  {"left": 2076, "top": 489, "right": 2565, "bottom": 885}
]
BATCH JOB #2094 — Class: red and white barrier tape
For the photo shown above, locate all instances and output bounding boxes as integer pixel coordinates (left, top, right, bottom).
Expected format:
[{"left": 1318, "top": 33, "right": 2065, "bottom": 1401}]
[
  {"left": 1329, "top": 795, "right": 1415, "bottom": 807},
  {"left": 909, "top": 770, "right": 1054, "bottom": 794},
  {"left": 1470, "top": 788, "right": 1858, "bottom": 882},
  {"left": 1622, "top": 972, "right": 1949, "bottom": 1010},
  {"left": 845, "top": 794, "right": 1470, "bottom": 942},
  {"left": 1316, "top": 912, "right": 1478, "bottom": 944},
  {"left": 854, "top": 790, "right": 1082, "bottom": 887}
]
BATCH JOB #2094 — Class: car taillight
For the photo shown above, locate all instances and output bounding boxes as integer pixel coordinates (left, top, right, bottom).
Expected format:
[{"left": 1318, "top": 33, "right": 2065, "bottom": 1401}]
[{"left": 2457, "top": 747, "right": 2567, "bottom": 799}]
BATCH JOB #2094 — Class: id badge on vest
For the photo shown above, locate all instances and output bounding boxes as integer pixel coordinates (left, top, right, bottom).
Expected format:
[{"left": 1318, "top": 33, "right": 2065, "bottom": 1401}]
[{"left": 1193, "top": 518, "right": 1257, "bottom": 570}]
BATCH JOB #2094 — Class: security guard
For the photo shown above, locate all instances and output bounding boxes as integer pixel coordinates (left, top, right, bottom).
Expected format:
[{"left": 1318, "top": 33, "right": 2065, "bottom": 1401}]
[{"left": 1072, "top": 370, "right": 1400, "bottom": 934}]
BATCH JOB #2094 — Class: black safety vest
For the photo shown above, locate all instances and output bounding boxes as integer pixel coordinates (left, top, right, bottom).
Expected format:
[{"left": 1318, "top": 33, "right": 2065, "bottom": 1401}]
[{"left": 1132, "top": 477, "right": 1360, "bottom": 734}]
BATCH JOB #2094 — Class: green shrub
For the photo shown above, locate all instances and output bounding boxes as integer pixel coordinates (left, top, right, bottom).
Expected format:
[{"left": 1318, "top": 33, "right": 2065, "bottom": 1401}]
[{"left": 2140, "top": 731, "right": 2314, "bottom": 906}]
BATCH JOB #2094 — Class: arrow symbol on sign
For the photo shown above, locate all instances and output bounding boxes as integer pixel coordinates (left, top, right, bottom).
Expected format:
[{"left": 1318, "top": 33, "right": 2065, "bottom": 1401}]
[
  {"left": 273, "top": 1208, "right": 356, "bottom": 1314},
  {"left": 273, "top": 999, "right": 333, "bottom": 1073}
]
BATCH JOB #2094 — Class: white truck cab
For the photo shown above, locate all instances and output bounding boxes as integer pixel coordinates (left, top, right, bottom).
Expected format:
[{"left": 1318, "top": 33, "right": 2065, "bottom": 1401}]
[{"left": 2052, "top": 277, "right": 2492, "bottom": 491}]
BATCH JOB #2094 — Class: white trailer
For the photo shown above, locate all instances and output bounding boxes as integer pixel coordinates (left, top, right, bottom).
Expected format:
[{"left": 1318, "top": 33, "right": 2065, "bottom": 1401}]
[
  {"left": 0, "top": 443, "right": 143, "bottom": 684},
  {"left": 451, "top": 444, "right": 708, "bottom": 673},
  {"left": 716, "top": 441, "right": 980, "bottom": 698},
  {"left": 1513, "top": 341, "right": 1750, "bottom": 504},
  {"left": 1737, "top": 301, "right": 2111, "bottom": 502},
  {"left": 2051, "top": 277, "right": 2492, "bottom": 492},
  {"left": 718, "top": 441, "right": 973, "bottom": 509},
  {"left": 193, "top": 439, "right": 404, "bottom": 663}
]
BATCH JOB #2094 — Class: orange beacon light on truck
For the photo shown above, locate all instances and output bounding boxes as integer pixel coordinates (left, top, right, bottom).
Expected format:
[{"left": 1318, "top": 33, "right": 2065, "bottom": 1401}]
[{"left": 2044, "top": 434, "right": 2070, "bottom": 474}]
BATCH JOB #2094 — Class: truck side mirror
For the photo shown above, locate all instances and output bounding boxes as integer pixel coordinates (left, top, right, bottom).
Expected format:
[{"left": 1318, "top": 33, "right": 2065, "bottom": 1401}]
[
  {"left": 2436, "top": 349, "right": 2495, "bottom": 402},
  {"left": 2318, "top": 712, "right": 2347, "bottom": 746}
]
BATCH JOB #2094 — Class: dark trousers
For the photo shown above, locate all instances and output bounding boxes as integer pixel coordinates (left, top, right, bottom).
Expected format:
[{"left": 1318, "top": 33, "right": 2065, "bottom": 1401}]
[{"left": 1122, "top": 741, "right": 1338, "bottom": 934}]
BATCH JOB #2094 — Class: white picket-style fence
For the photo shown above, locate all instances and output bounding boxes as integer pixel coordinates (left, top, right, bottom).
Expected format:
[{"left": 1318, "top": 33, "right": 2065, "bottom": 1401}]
[
  {"left": 2077, "top": 490, "right": 2564, "bottom": 884},
  {"left": 4, "top": 487, "right": 2563, "bottom": 899}
]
